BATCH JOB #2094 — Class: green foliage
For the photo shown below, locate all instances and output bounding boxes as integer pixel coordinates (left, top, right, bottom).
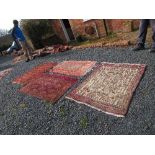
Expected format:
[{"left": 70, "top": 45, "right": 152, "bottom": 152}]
[
  {"left": 59, "top": 105, "right": 67, "bottom": 117},
  {"left": 0, "top": 34, "right": 12, "bottom": 52},
  {"left": 107, "top": 32, "right": 117, "bottom": 38},
  {"left": 19, "top": 103, "right": 28, "bottom": 109},
  {"left": 79, "top": 116, "right": 89, "bottom": 129},
  {"left": 0, "top": 112, "right": 5, "bottom": 117},
  {"left": 0, "top": 44, "right": 10, "bottom": 52},
  {"left": 20, "top": 19, "right": 55, "bottom": 49},
  {"left": 76, "top": 35, "right": 88, "bottom": 42}
]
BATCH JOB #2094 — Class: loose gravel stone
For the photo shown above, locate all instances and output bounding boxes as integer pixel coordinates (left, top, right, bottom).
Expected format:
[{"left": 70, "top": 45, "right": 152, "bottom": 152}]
[{"left": 0, "top": 46, "right": 155, "bottom": 134}]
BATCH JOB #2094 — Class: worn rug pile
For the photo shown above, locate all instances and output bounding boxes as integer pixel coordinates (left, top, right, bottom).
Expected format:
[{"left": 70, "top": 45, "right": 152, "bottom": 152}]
[
  {"left": 51, "top": 61, "right": 96, "bottom": 77},
  {"left": 66, "top": 62, "right": 146, "bottom": 117},
  {"left": 20, "top": 74, "right": 77, "bottom": 103},
  {"left": 13, "top": 62, "right": 57, "bottom": 85}
]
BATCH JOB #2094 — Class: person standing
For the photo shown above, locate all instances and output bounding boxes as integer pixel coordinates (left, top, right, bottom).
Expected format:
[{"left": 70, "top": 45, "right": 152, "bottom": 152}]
[
  {"left": 11, "top": 20, "right": 34, "bottom": 62},
  {"left": 133, "top": 19, "right": 155, "bottom": 52}
]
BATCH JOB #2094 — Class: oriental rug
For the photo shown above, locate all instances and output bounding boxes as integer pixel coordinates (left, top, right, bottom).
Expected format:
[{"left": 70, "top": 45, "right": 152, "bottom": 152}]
[
  {"left": 12, "top": 62, "right": 57, "bottom": 85},
  {"left": 13, "top": 55, "right": 25, "bottom": 64},
  {"left": 51, "top": 61, "right": 96, "bottom": 77},
  {"left": 19, "top": 74, "right": 77, "bottom": 102},
  {"left": 0, "top": 68, "right": 13, "bottom": 80},
  {"left": 66, "top": 62, "right": 146, "bottom": 117}
]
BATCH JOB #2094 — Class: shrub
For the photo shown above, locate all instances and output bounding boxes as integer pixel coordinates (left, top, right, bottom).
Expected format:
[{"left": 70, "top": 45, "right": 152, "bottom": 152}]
[
  {"left": 20, "top": 20, "right": 56, "bottom": 49},
  {"left": 0, "top": 34, "right": 12, "bottom": 52},
  {"left": 0, "top": 44, "right": 10, "bottom": 52},
  {"left": 76, "top": 35, "right": 88, "bottom": 42}
]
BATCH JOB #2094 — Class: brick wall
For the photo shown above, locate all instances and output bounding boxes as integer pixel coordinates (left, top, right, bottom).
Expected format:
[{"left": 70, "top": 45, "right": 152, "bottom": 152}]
[
  {"left": 50, "top": 19, "right": 67, "bottom": 43},
  {"left": 132, "top": 20, "right": 140, "bottom": 30},
  {"left": 106, "top": 19, "right": 140, "bottom": 33},
  {"left": 106, "top": 19, "right": 131, "bottom": 33},
  {"left": 50, "top": 19, "right": 140, "bottom": 42},
  {"left": 69, "top": 19, "right": 107, "bottom": 39}
]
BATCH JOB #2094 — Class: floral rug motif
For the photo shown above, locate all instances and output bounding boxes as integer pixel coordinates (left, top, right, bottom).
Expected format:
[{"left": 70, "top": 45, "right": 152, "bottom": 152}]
[
  {"left": 12, "top": 62, "right": 57, "bottom": 85},
  {"left": 51, "top": 61, "right": 96, "bottom": 77},
  {"left": 66, "top": 62, "right": 146, "bottom": 117},
  {"left": 20, "top": 74, "right": 77, "bottom": 103},
  {"left": 0, "top": 68, "right": 13, "bottom": 80}
]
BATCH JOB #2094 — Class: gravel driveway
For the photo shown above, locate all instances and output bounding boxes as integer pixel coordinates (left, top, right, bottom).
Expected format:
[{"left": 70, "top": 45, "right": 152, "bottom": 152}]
[{"left": 0, "top": 46, "right": 155, "bottom": 135}]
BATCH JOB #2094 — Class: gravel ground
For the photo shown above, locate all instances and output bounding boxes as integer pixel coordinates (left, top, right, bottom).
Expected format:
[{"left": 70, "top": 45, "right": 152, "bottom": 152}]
[{"left": 0, "top": 46, "right": 155, "bottom": 135}]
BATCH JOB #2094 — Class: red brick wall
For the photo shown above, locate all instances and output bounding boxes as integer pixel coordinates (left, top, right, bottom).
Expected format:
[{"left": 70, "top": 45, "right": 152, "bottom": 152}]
[
  {"left": 106, "top": 19, "right": 140, "bottom": 33},
  {"left": 49, "top": 19, "right": 140, "bottom": 42},
  {"left": 132, "top": 19, "right": 140, "bottom": 30},
  {"left": 69, "top": 19, "right": 107, "bottom": 38},
  {"left": 49, "top": 19, "right": 67, "bottom": 43},
  {"left": 106, "top": 19, "right": 131, "bottom": 33},
  {"left": 68, "top": 19, "right": 84, "bottom": 38}
]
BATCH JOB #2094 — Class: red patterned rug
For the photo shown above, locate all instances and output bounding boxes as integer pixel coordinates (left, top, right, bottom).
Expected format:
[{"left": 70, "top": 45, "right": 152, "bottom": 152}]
[
  {"left": 20, "top": 74, "right": 77, "bottom": 102},
  {"left": 13, "top": 62, "right": 57, "bottom": 85},
  {"left": 51, "top": 61, "right": 96, "bottom": 77},
  {"left": 0, "top": 68, "right": 13, "bottom": 80},
  {"left": 66, "top": 62, "right": 146, "bottom": 117}
]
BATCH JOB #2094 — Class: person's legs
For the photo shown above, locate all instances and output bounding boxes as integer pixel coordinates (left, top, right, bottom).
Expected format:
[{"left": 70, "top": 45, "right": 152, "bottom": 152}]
[
  {"left": 150, "top": 19, "right": 155, "bottom": 52},
  {"left": 137, "top": 19, "right": 150, "bottom": 45},
  {"left": 20, "top": 42, "right": 28, "bottom": 58},
  {"left": 24, "top": 41, "right": 33, "bottom": 59},
  {"left": 20, "top": 41, "right": 33, "bottom": 61},
  {"left": 133, "top": 19, "right": 150, "bottom": 51},
  {"left": 15, "top": 39, "right": 22, "bottom": 50}
]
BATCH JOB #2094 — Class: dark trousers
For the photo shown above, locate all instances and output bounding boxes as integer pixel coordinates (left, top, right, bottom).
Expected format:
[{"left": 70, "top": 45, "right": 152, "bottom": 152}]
[{"left": 138, "top": 19, "right": 155, "bottom": 48}]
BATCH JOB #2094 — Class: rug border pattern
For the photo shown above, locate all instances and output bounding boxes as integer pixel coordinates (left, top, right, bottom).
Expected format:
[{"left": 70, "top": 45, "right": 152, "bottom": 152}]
[{"left": 66, "top": 62, "right": 146, "bottom": 117}]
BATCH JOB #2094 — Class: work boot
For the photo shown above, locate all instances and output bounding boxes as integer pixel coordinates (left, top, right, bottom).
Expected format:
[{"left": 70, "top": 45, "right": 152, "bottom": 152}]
[{"left": 132, "top": 44, "right": 145, "bottom": 51}]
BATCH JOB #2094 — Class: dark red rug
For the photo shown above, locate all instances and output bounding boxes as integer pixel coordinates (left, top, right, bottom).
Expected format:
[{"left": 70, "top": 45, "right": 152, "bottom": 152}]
[
  {"left": 51, "top": 61, "right": 96, "bottom": 77},
  {"left": 13, "top": 62, "right": 57, "bottom": 85},
  {"left": 66, "top": 62, "right": 146, "bottom": 117},
  {"left": 19, "top": 74, "right": 77, "bottom": 102}
]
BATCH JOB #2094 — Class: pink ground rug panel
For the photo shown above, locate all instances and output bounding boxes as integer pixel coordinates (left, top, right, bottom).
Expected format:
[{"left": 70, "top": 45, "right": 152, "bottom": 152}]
[
  {"left": 66, "top": 62, "right": 146, "bottom": 117},
  {"left": 19, "top": 74, "right": 77, "bottom": 103},
  {"left": 51, "top": 61, "right": 96, "bottom": 77},
  {"left": 12, "top": 62, "right": 57, "bottom": 85},
  {"left": 0, "top": 68, "right": 12, "bottom": 80}
]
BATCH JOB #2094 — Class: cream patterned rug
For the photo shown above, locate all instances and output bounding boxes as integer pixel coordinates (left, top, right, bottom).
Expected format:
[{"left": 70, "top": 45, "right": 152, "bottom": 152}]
[{"left": 66, "top": 62, "right": 146, "bottom": 117}]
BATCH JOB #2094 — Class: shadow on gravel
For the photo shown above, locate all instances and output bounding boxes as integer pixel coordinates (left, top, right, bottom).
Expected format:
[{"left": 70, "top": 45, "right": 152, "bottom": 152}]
[
  {"left": 0, "top": 64, "right": 14, "bottom": 71},
  {"left": 0, "top": 55, "right": 12, "bottom": 65}
]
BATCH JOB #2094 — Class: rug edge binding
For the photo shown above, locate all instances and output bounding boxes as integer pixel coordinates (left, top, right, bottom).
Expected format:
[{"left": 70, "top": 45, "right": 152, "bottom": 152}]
[{"left": 65, "top": 96, "right": 125, "bottom": 117}]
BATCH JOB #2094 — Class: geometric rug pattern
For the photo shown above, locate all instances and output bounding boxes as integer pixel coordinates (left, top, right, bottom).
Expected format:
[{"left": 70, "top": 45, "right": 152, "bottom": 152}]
[
  {"left": 12, "top": 62, "right": 57, "bottom": 85},
  {"left": 19, "top": 74, "right": 77, "bottom": 103},
  {"left": 0, "top": 68, "right": 13, "bottom": 80},
  {"left": 66, "top": 62, "right": 146, "bottom": 117},
  {"left": 51, "top": 61, "right": 96, "bottom": 77}
]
